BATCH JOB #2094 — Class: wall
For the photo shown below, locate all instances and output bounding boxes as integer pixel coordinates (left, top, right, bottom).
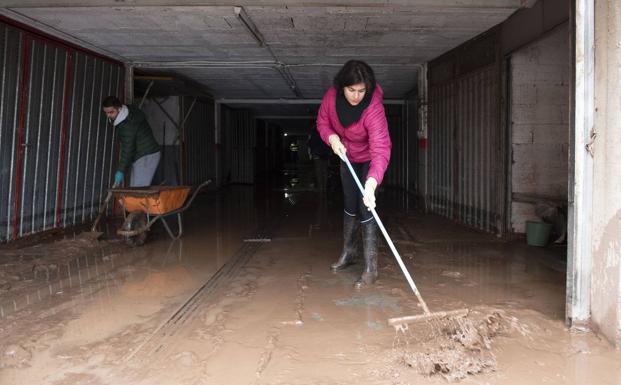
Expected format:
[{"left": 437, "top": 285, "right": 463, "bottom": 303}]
[
  {"left": 142, "top": 96, "right": 181, "bottom": 185},
  {"left": 406, "top": 98, "right": 419, "bottom": 196},
  {"left": 221, "top": 107, "right": 254, "bottom": 185},
  {"left": 0, "top": 20, "right": 123, "bottom": 242},
  {"left": 502, "top": 0, "right": 570, "bottom": 54},
  {"left": 182, "top": 97, "right": 215, "bottom": 186},
  {"left": 255, "top": 120, "right": 281, "bottom": 178},
  {"left": 590, "top": 0, "right": 621, "bottom": 346},
  {"left": 422, "top": 0, "right": 571, "bottom": 236},
  {"left": 142, "top": 95, "right": 217, "bottom": 187},
  {"left": 427, "top": 29, "right": 506, "bottom": 235},
  {"left": 142, "top": 96, "right": 180, "bottom": 146},
  {"left": 510, "top": 24, "right": 570, "bottom": 233},
  {"left": 382, "top": 105, "right": 407, "bottom": 190}
]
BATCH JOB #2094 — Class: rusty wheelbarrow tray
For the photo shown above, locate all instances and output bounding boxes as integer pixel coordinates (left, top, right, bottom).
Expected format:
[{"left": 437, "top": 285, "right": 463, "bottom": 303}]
[{"left": 110, "top": 180, "right": 211, "bottom": 246}]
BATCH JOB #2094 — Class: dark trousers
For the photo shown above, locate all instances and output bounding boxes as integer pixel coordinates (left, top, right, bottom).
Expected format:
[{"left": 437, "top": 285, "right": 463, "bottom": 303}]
[{"left": 340, "top": 160, "right": 373, "bottom": 222}]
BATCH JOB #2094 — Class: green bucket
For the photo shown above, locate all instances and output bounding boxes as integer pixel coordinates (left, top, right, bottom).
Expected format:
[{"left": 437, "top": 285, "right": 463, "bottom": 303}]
[{"left": 525, "top": 221, "right": 552, "bottom": 247}]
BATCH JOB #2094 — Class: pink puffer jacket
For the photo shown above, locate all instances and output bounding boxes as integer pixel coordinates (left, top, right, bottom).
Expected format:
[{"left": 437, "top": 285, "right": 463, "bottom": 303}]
[{"left": 316, "top": 85, "right": 392, "bottom": 185}]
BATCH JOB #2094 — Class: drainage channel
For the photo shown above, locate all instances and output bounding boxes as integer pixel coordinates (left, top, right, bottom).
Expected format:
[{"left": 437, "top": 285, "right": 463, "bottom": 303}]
[{"left": 125, "top": 221, "right": 278, "bottom": 364}]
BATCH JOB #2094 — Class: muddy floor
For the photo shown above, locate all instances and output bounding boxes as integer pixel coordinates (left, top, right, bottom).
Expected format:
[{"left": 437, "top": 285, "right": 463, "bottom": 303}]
[{"left": 1, "top": 174, "right": 620, "bottom": 385}]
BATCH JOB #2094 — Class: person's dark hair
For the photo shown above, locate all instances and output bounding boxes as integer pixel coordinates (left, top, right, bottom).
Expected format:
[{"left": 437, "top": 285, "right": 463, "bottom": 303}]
[
  {"left": 102, "top": 96, "right": 123, "bottom": 108},
  {"left": 333, "top": 60, "right": 376, "bottom": 94}
]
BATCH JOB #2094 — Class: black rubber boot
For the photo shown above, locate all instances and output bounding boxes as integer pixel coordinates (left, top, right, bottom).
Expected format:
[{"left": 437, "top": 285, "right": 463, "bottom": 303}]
[
  {"left": 330, "top": 214, "right": 359, "bottom": 271},
  {"left": 355, "top": 219, "right": 378, "bottom": 288}
]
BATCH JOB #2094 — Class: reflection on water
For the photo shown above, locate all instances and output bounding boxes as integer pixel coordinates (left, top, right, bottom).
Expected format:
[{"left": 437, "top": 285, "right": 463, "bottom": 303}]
[{"left": 0, "top": 184, "right": 280, "bottom": 322}]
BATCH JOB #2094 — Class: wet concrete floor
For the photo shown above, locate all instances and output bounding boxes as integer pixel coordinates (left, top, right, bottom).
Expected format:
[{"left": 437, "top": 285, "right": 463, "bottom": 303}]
[{"left": 0, "top": 172, "right": 620, "bottom": 384}]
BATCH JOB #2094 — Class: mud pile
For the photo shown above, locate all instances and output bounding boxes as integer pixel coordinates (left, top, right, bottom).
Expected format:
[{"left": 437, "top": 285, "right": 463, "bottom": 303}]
[
  {"left": 392, "top": 309, "right": 526, "bottom": 382},
  {"left": 0, "top": 235, "right": 109, "bottom": 294},
  {"left": 0, "top": 344, "right": 31, "bottom": 369}
]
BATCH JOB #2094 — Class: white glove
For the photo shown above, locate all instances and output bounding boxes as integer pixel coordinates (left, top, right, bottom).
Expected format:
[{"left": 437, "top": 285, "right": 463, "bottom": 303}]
[
  {"left": 328, "top": 134, "right": 347, "bottom": 160},
  {"left": 363, "top": 177, "right": 378, "bottom": 210}
]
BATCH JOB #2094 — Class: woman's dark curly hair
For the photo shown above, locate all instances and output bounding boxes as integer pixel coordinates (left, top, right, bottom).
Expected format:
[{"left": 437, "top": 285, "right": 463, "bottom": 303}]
[{"left": 333, "top": 60, "right": 376, "bottom": 94}]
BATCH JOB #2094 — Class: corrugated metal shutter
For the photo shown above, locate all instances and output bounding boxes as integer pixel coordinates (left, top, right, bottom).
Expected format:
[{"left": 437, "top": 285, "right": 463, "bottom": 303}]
[
  {"left": 427, "top": 29, "right": 506, "bottom": 234},
  {"left": 0, "top": 21, "right": 123, "bottom": 242}
]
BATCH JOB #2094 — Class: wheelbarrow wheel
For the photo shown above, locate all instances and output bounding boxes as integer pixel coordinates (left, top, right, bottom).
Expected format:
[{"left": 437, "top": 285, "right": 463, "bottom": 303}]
[{"left": 122, "top": 212, "right": 148, "bottom": 247}]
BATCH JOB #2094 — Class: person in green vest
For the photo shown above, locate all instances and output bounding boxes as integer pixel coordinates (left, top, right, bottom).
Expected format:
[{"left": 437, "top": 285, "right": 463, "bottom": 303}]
[{"left": 102, "top": 96, "right": 161, "bottom": 187}]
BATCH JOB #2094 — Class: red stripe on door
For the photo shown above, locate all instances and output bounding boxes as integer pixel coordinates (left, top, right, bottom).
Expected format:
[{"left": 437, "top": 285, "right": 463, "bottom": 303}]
[
  {"left": 12, "top": 36, "right": 31, "bottom": 239},
  {"left": 55, "top": 50, "right": 74, "bottom": 228}
]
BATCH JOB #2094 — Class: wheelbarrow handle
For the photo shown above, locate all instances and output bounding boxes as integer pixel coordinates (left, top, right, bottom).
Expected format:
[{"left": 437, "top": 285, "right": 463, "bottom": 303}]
[
  {"left": 182, "top": 179, "right": 212, "bottom": 210},
  {"left": 90, "top": 180, "right": 120, "bottom": 232}
]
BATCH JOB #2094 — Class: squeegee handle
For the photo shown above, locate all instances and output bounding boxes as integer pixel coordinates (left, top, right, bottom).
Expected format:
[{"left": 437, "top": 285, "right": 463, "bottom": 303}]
[{"left": 342, "top": 155, "right": 430, "bottom": 314}]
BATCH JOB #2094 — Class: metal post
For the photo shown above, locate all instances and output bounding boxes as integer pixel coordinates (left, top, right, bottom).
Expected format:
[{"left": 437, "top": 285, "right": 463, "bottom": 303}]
[
  {"left": 105, "top": 66, "right": 121, "bottom": 214},
  {"left": 72, "top": 55, "right": 89, "bottom": 224},
  {"left": 418, "top": 63, "right": 429, "bottom": 211},
  {"left": 567, "top": 0, "right": 594, "bottom": 328},
  {"left": 124, "top": 63, "right": 134, "bottom": 105},
  {"left": 401, "top": 100, "right": 410, "bottom": 194},
  {"left": 44, "top": 47, "right": 59, "bottom": 230},
  {"left": 32, "top": 44, "right": 48, "bottom": 233},
  {"left": 0, "top": 27, "right": 7, "bottom": 240},
  {"left": 6, "top": 32, "right": 22, "bottom": 240},
  {"left": 98, "top": 64, "right": 113, "bottom": 206},
  {"left": 139, "top": 80, "right": 154, "bottom": 109},
  {"left": 89, "top": 60, "right": 106, "bottom": 219},
  {"left": 17, "top": 38, "right": 35, "bottom": 237},
  {"left": 81, "top": 58, "right": 97, "bottom": 221},
  {"left": 215, "top": 100, "right": 221, "bottom": 187},
  {"left": 62, "top": 52, "right": 78, "bottom": 227},
  {"left": 178, "top": 96, "right": 187, "bottom": 185},
  {"left": 264, "top": 120, "right": 269, "bottom": 174},
  {"left": 179, "top": 98, "right": 197, "bottom": 133}
]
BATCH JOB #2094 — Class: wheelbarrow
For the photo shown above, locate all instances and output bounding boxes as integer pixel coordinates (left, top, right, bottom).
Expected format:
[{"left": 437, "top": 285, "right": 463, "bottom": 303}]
[{"left": 110, "top": 180, "right": 211, "bottom": 247}]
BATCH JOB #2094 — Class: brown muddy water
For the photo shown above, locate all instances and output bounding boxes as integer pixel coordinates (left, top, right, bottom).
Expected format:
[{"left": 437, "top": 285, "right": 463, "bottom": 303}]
[{"left": 0, "top": 184, "right": 620, "bottom": 385}]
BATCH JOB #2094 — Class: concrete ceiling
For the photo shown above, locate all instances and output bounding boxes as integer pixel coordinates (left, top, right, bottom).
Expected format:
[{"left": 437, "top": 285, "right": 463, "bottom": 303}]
[{"left": 1, "top": 1, "right": 523, "bottom": 104}]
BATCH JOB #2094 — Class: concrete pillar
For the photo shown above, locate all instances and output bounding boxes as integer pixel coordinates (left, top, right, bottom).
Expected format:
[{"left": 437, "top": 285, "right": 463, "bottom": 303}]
[
  {"left": 568, "top": 0, "right": 594, "bottom": 330},
  {"left": 591, "top": 0, "right": 621, "bottom": 346}
]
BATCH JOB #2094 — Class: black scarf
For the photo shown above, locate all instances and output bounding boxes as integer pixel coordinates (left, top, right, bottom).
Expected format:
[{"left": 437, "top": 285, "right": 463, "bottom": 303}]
[{"left": 336, "top": 86, "right": 373, "bottom": 128}]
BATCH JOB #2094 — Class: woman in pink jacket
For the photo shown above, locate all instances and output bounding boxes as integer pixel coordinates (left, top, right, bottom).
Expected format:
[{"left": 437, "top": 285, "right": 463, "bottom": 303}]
[{"left": 316, "top": 60, "right": 392, "bottom": 288}]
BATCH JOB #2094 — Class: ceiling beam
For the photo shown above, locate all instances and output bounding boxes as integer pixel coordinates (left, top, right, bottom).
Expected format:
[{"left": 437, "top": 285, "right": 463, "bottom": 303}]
[
  {"left": 134, "top": 61, "right": 422, "bottom": 70},
  {"left": 220, "top": 98, "right": 322, "bottom": 104},
  {"left": 0, "top": 1, "right": 524, "bottom": 8}
]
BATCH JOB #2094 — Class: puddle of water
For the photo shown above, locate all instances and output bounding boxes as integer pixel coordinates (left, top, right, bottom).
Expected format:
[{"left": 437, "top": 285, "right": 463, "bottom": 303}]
[
  {"left": 311, "top": 312, "right": 323, "bottom": 321},
  {"left": 366, "top": 320, "right": 384, "bottom": 330},
  {"left": 334, "top": 293, "right": 401, "bottom": 312}
]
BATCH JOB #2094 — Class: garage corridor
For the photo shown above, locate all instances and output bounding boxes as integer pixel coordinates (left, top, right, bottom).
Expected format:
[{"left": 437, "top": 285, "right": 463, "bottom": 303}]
[
  {"left": 1, "top": 1, "right": 621, "bottom": 384},
  {"left": 1, "top": 169, "right": 620, "bottom": 384}
]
